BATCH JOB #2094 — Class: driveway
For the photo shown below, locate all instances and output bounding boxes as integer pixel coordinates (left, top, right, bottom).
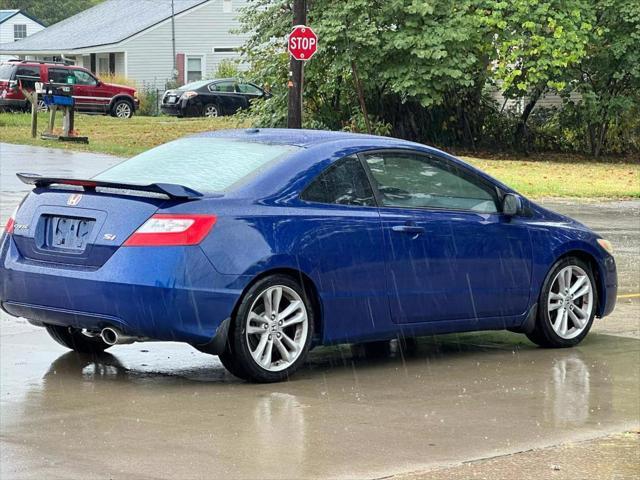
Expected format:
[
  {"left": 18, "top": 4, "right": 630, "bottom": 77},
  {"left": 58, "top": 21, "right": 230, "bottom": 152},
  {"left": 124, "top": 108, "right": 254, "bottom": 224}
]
[{"left": 1, "top": 143, "right": 638, "bottom": 479}]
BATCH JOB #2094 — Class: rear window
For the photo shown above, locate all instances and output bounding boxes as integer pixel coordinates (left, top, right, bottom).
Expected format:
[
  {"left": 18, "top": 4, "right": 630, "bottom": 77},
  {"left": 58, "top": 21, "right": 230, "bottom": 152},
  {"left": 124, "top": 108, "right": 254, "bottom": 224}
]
[
  {"left": 178, "top": 80, "right": 211, "bottom": 91},
  {"left": 94, "top": 137, "right": 298, "bottom": 192},
  {"left": 0, "top": 63, "right": 16, "bottom": 80}
]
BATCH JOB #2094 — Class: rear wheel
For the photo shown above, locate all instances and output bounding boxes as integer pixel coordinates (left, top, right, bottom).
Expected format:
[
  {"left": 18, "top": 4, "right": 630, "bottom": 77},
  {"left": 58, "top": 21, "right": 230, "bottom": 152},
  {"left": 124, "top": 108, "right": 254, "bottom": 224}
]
[
  {"left": 219, "top": 275, "right": 314, "bottom": 382},
  {"left": 45, "top": 325, "right": 111, "bottom": 354},
  {"left": 527, "top": 257, "right": 597, "bottom": 348},
  {"left": 202, "top": 103, "right": 219, "bottom": 118}
]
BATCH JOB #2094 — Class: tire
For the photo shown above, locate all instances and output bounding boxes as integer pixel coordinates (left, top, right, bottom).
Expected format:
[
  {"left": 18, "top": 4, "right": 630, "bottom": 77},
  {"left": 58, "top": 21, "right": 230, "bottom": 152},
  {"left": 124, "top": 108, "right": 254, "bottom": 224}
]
[
  {"left": 111, "top": 99, "right": 133, "bottom": 119},
  {"left": 45, "top": 325, "right": 111, "bottom": 354},
  {"left": 527, "top": 256, "right": 597, "bottom": 348},
  {"left": 202, "top": 103, "right": 220, "bottom": 118},
  {"left": 220, "top": 274, "right": 314, "bottom": 383}
]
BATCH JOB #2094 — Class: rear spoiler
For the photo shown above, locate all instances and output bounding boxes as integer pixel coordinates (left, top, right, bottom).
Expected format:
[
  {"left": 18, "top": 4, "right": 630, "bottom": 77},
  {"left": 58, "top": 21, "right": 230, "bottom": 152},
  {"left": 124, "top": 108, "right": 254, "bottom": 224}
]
[{"left": 17, "top": 173, "right": 204, "bottom": 200}]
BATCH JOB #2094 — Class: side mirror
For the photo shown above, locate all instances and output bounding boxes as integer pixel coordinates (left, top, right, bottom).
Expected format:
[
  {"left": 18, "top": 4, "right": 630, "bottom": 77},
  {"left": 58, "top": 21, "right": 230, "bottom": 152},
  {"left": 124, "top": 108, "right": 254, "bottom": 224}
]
[{"left": 502, "top": 193, "right": 523, "bottom": 216}]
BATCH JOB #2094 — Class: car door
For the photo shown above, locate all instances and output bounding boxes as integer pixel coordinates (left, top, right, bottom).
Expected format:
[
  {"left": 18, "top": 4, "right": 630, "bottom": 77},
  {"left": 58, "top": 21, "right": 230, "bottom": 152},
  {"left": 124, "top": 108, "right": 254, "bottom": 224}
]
[
  {"left": 361, "top": 150, "right": 533, "bottom": 324},
  {"left": 68, "top": 68, "right": 108, "bottom": 113}
]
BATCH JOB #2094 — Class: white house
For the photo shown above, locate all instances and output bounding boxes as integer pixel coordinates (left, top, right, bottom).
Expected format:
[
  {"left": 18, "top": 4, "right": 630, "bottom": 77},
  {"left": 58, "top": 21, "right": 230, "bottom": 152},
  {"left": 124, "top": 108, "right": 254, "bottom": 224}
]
[
  {"left": 0, "top": 0, "right": 248, "bottom": 89},
  {"left": 0, "top": 9, "right": 45, "bottom": 61}
]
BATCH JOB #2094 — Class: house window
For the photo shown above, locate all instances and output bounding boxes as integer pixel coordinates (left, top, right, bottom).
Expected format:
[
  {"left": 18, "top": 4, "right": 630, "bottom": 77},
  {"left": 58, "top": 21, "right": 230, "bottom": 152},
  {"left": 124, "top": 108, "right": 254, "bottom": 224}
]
[
  {"left": 14, "top": 24, "right": 27, "bottom": 41},
  {"left": 212, "top": 47, "right": 238, "bottom": 54},
  {"left": 186, "top": 56, "right": 203, "bottom": 83},
  {"left": 223, "top": 0, "right": 232, "bottom": 13}
]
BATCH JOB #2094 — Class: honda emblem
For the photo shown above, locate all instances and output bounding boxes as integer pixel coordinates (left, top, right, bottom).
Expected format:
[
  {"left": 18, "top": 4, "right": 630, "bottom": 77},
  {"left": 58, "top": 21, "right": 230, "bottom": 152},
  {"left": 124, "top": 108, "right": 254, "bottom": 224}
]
[{"left": 67, "top": 194, "right": 82, "bottom": 206}]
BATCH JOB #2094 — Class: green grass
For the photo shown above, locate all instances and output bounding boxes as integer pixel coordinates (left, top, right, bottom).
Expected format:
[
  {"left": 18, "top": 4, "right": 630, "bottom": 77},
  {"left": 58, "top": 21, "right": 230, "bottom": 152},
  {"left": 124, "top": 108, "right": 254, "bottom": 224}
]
[
  {"left": 0, "top": 112, "right": 248, "bottom": 157},
  {"left": 462, "top": 156, "right": 639, "bottom": 199},
  {"left": 0, "top": 112, "right": 638, "bottom": 198}
]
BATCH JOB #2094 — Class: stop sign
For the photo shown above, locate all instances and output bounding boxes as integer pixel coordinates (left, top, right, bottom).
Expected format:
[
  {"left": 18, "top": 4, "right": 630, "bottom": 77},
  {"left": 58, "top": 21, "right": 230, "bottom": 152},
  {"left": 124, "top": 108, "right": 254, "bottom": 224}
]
[{"left": 288, "top": 25, "right": 318, "bottom": 61}]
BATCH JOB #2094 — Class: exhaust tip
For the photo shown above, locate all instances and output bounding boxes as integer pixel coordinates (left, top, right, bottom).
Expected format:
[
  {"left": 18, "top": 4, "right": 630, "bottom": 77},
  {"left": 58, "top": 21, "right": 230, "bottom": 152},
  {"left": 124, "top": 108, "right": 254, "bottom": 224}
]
[{"left": 101, "top": 327, "right": 118, "bottom": 346}]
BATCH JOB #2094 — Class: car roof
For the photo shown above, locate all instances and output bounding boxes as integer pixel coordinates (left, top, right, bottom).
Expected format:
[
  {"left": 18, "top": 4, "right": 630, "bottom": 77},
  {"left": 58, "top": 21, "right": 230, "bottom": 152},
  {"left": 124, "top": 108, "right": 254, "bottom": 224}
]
[
  {"left": 193, "top": 128, "right": 416, "bottom": 148},
  {"left": 190, "top": 128, "right": 515, "bottom": 199}
]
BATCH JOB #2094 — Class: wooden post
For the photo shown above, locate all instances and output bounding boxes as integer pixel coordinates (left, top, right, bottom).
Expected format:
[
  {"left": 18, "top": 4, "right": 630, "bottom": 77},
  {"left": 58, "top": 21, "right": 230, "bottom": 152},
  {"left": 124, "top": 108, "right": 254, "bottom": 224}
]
[
  {"left": 30, "top": 90, "right": 38, "bottom": 138},
  {"left": 62, "top": 106, "right": 71, "bottom": 137},
  {"left": 19, "top": 82, "right": 38, "bottom": 138},
  {"left": 287, "top": 0, "right": 306, "bottom": 129},
  {"left": 47, "top": 105, "right": 57, "bottom": 135}
]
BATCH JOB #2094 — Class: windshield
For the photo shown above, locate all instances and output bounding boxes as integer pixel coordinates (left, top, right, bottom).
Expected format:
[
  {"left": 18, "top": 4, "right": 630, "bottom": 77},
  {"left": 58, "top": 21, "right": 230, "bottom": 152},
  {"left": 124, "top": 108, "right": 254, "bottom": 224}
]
[
  {"left": 94, "top": 137, "right": 298, "bottom": 192},
  {"left": 177, "top": 80, "right": 211, "bottom": 91}
]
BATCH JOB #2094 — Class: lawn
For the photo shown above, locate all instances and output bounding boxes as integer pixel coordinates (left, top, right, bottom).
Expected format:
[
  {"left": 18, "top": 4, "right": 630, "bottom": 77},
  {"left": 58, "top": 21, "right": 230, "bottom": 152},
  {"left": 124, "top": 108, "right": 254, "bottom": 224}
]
[
  {"left": 0, "top": 112, "right": 248, "bottom": 157},
  {"left": 0, "top": 112, "right": 638, "bottom": 199}
]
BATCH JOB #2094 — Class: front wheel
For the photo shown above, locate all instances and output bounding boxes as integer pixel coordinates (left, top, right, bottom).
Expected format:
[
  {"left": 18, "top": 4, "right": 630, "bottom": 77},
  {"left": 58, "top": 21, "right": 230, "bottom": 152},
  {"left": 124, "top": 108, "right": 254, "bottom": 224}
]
[
  {"left": 111, "top": 99, "right": 133, "bottom": 119},
  {"left": 527, "top": 257, "right": 597, "bottom": 348},
  {"left": 45, "top": 325, "right": 111, "bottom": 354},
  {"left": 219, "top": 275, "right": 314, "bottom": 382}
]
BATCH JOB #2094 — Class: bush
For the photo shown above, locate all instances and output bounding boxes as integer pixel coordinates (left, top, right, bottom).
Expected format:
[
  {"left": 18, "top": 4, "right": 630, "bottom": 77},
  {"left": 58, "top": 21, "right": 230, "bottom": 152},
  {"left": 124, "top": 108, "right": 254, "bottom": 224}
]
[
  {"left": 137, "top": 84, "right": 161, "bottom": 116},
  {"left": 96, "top": 73, "right": 136, "bottom": 88},
  {"left": 213, "top": 59, "right": 241, "bottom": 79}
]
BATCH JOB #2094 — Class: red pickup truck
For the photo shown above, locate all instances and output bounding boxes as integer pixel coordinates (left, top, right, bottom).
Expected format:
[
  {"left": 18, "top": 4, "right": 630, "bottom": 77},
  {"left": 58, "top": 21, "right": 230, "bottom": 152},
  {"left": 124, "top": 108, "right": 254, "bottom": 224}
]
[{"left": 0, "top": 60, "right": 139, "bottom": 118}]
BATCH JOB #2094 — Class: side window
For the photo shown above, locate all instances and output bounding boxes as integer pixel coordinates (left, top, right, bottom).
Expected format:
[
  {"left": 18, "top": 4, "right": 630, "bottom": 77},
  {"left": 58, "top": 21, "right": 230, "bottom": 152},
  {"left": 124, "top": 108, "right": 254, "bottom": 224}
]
[
  {"left": 210, "top": 81, "right": 236, "bottom": 93},
  {"left": 237, "top": 83, "right": 262, "bottom": 95},
  {"left": 14, "top": 65, "right": 40, "bottom": 79},
  {"left": 48, "top": 68, "right": 71, "bottom": 84},
  {"left": 71, "top": 69, "right": 97, "bottom": 86},
  {"left": 363, "top": 152, "right": 498, "bottom": 213},
  {"left": 14, "top": 65, "right": 40, "bottom": 88},
  {"left": 301, "top": 156, "right": 376, "bottom": 207}
]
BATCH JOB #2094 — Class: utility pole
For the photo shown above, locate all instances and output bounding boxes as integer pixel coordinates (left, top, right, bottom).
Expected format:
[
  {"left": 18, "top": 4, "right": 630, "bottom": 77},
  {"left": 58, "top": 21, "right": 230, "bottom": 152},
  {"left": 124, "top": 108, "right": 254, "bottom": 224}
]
[
  {"left": 171, "top": 0, "right": 177, "bottom": 80},
  {"left": 287, "top": 0, "right": 306, "bottom": 129}
]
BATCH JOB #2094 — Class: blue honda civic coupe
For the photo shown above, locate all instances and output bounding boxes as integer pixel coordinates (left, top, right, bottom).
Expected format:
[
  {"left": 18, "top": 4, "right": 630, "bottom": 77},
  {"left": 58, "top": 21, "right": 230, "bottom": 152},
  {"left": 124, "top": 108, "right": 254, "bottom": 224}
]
[{"left": 1, "top": 129, "right": 617, "bottom": 382}]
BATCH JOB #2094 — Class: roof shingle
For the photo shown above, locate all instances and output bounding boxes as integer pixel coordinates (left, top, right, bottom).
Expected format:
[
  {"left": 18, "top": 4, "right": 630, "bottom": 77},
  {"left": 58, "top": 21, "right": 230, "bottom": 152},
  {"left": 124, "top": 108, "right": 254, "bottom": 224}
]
[{"left": 0, "top": 0, "right": 207, "bottom": 52}]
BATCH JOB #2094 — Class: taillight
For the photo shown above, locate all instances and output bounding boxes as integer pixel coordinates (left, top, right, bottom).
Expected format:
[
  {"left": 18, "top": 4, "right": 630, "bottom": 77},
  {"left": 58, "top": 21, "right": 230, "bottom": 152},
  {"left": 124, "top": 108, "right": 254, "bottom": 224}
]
[
  {"left": 4, "top": 206, "right": 18, "bottom": 234},
  {"left": 123, "top": 214, "right": 216, "bottom": 247},
  {"left": 4, "top": 217, "right": 15, "bottom": 234}
]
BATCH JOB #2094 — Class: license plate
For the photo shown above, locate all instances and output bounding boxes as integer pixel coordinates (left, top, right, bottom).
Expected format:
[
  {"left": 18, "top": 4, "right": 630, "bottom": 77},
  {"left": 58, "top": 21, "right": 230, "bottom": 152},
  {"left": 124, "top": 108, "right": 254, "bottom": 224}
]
[
  {"left": 45, "top": 216, "right": 95, "bottom": 252},
  {"left": 167, "top": 96, "right": 177, "bottom": 103}
]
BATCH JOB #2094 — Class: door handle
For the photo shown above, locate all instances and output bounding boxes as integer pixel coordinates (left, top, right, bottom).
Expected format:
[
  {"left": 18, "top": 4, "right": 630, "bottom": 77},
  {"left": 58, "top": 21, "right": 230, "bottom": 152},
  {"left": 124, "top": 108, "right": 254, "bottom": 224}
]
[{"left": 392, "top": 225, "right": 425, "bottom": 234}]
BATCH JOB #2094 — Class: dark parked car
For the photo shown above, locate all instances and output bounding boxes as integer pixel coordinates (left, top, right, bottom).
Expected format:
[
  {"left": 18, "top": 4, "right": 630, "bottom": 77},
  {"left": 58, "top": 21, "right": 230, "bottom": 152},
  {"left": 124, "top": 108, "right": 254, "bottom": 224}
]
[
  {"left": 0, "top": 129, "right": 617, "bottom": 383},
  {"left": 161, "top": 78, "right": 269, "bottom": 117},
  {"left": 0, "top": 60, "right": 139, "bottom": 118}
]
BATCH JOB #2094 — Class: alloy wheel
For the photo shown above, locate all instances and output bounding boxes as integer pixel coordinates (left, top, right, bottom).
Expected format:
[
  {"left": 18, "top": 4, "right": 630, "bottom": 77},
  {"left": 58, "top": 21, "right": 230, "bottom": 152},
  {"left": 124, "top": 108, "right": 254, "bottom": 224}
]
[
  {"left": 547, "top": 265, "right": 594, "bottom": 339},
  {"left": 245, "top": 285, "right": 308, "bottom": 372},
  {"left": 36, "top": 99, "right": 48, "bottom": 112},
  {"left": 204, "top": 104, "right": 218, "bottom": 117},
  {"left": 115, "top": 102, "right": 132, "bottom": 118}
]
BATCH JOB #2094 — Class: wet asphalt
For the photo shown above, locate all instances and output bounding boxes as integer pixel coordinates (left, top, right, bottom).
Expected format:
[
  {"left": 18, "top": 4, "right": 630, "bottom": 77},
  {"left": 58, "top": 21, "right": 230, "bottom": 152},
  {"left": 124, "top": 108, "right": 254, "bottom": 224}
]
[{"left": 0, "top": 143, "right": 638, "bottom": 479}]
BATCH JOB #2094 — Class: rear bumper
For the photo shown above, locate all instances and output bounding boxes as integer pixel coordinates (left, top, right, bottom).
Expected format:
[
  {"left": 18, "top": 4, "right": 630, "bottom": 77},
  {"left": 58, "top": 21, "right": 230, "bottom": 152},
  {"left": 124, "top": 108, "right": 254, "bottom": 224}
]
[
  {"left": 0, "top": 234, "right": 250, "bottom": 346},
  {"left": 160, "top": 103, "right": 183, "bottom": 116}
]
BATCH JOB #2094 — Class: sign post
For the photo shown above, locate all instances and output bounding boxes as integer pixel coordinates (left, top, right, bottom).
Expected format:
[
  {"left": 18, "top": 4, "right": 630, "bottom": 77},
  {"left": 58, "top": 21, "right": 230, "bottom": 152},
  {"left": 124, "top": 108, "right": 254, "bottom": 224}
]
[{"left": 286, "top": 2, "right": 317, "bottom": 129}]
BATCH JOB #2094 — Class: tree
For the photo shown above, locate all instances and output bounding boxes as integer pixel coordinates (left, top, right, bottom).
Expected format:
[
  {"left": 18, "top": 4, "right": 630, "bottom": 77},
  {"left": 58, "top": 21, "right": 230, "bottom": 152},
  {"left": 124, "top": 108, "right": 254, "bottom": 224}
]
[
  {"left": 0, "top": 0, "right": 103, "bottom": 26},
  {"left": 486, "top": 0, "right": 595, "bottom": 151},
  {"left": 239, "top": 0, "right": 495, "bottom": 139},
  {"left": 567, "top": 0, "right": 640, "bottom": 157}
]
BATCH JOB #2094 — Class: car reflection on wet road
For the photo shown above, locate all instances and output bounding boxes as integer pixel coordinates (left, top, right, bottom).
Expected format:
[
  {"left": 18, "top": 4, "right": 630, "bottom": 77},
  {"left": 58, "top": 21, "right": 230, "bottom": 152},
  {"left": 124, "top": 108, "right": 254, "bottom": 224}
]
[
  {"left": 1, "top": 323, "right": 638, "bottom": 479},
  {"left": 1, "top": 143, "right": 638, "bottom": 479}
]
